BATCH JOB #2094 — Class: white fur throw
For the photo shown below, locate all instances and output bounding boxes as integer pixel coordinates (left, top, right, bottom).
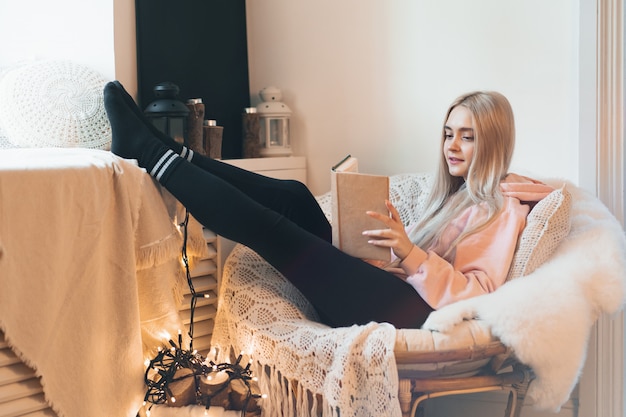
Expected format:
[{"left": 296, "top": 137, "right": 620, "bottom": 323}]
[{"left": 423, "top": 180, "right": 626, "bottom": 411}]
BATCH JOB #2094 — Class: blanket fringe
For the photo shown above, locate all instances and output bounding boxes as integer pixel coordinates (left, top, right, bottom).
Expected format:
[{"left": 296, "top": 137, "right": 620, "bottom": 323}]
[
  {"left": 136, "top": 231, "right": 182, "bottom": 271},
  {"left": 135, "top": 217, "right": 209, "bottom": 307},
  {"left": 255, "top": 361, "right": 338, "bottom": 417}
]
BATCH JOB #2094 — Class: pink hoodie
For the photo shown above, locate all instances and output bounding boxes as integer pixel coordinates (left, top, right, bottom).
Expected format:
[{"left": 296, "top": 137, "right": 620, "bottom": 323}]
[{"left": 398, "top": 174, "right": 554, "bottom": 310}]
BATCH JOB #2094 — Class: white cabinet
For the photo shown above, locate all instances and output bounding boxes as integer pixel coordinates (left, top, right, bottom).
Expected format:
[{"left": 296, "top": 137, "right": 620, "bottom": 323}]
[{"left": 221, "top": 156, "right": 307, "bottom": 184}]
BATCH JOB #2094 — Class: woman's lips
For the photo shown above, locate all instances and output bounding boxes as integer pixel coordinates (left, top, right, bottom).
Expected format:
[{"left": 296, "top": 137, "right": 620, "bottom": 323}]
[{"left": 448, "top": 156, "right": 464, "bottom": 164}]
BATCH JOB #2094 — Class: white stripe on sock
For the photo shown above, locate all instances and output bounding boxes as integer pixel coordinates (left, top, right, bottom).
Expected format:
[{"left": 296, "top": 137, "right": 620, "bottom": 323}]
[
  {"left": 180, "top": 146, "right": 194, "bottom": 161},
  {"left": 150, "top": 149, "right": 175, "bottom": 177},
  {"left": 180, "top": 146, "right": 193, "bottom": 162},
  {"left": 155, "top": 152, "right": 179, "bottom": 181}
]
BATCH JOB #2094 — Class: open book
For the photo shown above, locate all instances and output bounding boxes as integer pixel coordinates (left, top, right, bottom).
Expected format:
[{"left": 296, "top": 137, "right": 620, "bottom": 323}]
[{"left": 330, "top": 155, "right": 391, "bottom": 261}]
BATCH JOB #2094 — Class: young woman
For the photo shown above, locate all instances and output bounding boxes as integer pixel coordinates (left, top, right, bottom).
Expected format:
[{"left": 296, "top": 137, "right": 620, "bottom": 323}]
[{"left": 104, "top": 82, "right": 553, "bottom": 329}]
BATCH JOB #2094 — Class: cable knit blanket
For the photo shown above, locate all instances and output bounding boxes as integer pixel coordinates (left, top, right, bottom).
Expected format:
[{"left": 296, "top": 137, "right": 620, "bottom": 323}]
[
  {"left": 213, "top": 245, "right": 401, "bottom": 417},
  {"left": 213, "top": 175, "right": 626, "bottom": 416},
  {"left": 0, "top": 148, "right": 207, "bottom": 417}
]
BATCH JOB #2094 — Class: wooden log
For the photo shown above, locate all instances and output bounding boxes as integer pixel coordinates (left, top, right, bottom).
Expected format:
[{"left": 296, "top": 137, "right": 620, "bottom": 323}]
[
  {"left": 199, "top": 370, "right": 231, "bottom": 408},
  {"left": 166, "top": 368, "right": 196, "bottom": 407},
  {"left": 229, "top": 378, "right": 261, "bottom": 412}
]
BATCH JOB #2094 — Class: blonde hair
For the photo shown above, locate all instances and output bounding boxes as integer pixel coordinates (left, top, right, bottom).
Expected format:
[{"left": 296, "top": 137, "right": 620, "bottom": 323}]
[{"left": 409, "top": 91, "right": 515, "bottom": 257}]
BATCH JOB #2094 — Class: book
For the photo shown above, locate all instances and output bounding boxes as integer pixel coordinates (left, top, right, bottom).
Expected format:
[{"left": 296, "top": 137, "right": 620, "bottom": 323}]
[{"left": 330, "top": 155, "right": 391, "bottom": 261}]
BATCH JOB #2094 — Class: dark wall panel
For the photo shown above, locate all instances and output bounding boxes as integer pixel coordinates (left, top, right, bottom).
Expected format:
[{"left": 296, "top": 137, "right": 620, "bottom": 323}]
[{"left": 135, "top": 0, "right": 250, "bottom": 158}]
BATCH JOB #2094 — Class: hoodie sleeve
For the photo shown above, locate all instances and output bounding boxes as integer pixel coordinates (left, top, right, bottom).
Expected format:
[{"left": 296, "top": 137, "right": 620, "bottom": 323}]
[{"left": 400, "top": 196, "right": 531, "bottom": 309}]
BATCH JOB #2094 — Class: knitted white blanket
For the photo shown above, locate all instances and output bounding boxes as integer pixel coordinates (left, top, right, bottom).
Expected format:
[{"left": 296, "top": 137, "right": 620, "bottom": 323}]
[{"left": 213, "top": 244, "right": 401, "bottom": 417}]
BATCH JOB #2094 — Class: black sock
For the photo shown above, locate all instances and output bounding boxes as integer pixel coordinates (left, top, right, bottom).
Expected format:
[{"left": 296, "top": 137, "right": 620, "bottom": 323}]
[
  {"left": 104, "top": 82, "right": 182, "bottom": 183},
  {"left": 110, "top": 80, "right": 185, "bottom": 155},
  {"left": 111, "top": 81, "right": 215, "bottom": 169}
]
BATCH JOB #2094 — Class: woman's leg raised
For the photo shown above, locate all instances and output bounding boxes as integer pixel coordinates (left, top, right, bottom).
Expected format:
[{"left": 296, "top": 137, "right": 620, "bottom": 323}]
[
  {"left": 110, "top": 81, "right": 331, "bottom": 242},
  {"left": 104, "top": 82, "right": 433, "bottom": 328},
  {"left": 164, "top": 160, "right": 433, "bottom": 328}
]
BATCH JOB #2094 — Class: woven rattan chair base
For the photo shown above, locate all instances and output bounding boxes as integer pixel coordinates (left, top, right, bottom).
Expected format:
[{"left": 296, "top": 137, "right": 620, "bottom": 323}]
[{"left": 396, "top": 342, "right": 534, "bottom": 417}]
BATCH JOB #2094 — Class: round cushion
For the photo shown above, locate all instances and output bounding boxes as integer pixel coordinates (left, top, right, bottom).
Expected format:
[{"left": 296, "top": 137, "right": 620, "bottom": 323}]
[{"left": 0, "top": 60, "right": 111, "bottom": 150}]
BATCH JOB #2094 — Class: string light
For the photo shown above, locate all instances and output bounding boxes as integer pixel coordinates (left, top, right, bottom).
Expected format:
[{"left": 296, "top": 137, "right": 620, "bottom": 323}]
[
  {"left": 143, "top": 336, "right": 262, "bottom": 415},
  {"left": 142, "top": 210, "right": 263, "bottom": 416}
]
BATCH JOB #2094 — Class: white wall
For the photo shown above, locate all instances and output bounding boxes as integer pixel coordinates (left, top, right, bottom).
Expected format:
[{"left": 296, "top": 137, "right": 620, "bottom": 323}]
[
  {"left": 0, "top": 0, "right": 116, "bottom": 80},
  {"left": 246, "top": 0, "right": 580, "bottom": 195},
  {"left": 113, "top": 0, "right": 138, "bottom": 97},
  {"left": 0, "top": 0, "right": 137, "bottom": 97}
]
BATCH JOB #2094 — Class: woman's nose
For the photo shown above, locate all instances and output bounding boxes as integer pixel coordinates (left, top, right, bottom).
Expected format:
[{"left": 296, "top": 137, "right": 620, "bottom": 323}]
[{"left": 447, "top": 136, "right": 461, "bottom": 150}]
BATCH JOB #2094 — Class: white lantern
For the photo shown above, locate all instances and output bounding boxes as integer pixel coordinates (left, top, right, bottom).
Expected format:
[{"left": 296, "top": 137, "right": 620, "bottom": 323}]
[{"left": 256, "top": 86, "right": 292, "bottom": 157}]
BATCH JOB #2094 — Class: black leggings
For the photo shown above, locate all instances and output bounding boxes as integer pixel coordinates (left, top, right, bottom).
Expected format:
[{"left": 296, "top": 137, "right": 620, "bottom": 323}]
[{"left": 162, "top": 153, "right": 434, "bottom": 328}]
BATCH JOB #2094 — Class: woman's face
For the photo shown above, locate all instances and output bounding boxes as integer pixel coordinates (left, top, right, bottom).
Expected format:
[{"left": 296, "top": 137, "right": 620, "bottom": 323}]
[{"left": 443, "top": 106, "right": 475, "bottom": 179}]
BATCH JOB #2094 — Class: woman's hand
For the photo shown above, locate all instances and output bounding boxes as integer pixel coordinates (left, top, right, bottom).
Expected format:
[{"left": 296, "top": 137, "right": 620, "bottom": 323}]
[{"left": 363, "top": 200, "right": 414, "bottom": 261}]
